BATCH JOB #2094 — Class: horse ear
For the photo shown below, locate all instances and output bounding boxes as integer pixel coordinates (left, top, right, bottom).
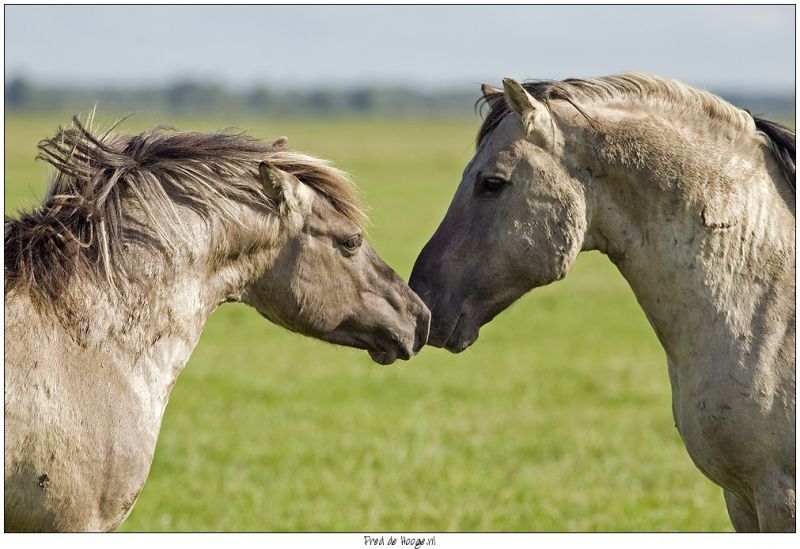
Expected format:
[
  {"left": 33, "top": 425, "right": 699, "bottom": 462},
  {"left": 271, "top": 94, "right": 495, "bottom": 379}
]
[
  {"left": 258, "top": 161, "right": 312, "bottom": 213},
  {"left": 258, "top": 162, "right": 284, "bottom": 201},
  {"left": 481, "top": 83, "right": 501, "bottom": 99},
  {"left": 502, "top": 78, "right": 552, "bottom": 141}
]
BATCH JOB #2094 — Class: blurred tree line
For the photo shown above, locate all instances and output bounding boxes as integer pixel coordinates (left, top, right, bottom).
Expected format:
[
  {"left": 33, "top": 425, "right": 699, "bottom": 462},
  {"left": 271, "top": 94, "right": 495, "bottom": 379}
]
[
  {"left": 5, "top": 76, "right": 795, "bottom": 121},
  {"left": 5, "top": 77, "right": 483, "bottom": 117}
]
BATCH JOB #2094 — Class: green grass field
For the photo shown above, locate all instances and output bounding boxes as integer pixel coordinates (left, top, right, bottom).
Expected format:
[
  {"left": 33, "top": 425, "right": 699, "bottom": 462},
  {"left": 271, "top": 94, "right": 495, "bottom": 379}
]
[{"left": 5, "top": 112, "right": 734, "bottom": 531}]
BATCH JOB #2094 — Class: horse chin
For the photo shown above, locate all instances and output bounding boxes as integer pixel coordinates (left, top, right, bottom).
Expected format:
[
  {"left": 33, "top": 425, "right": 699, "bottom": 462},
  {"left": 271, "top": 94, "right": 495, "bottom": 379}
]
[
  {"left": 442, "top": 313, "right": 480, "bottom": 354},
  {"left": 443, "top": 336, "right": 477, "bottom": 354}
]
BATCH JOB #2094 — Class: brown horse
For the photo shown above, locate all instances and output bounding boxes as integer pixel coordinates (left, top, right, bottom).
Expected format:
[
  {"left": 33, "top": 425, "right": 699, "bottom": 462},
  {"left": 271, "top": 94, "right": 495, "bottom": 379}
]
[{"left": 5, "top": 116, "right": 429, "bottom": 531}]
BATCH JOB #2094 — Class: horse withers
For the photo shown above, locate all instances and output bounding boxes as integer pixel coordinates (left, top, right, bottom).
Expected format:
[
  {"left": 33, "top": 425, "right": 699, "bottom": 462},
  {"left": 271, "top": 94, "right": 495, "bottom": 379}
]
[
  {"left": 410, "top": 74, "right": 795, "bottom": 531},
  {"left": 4, "top": 118, "right": 430, "bottom": 531}
]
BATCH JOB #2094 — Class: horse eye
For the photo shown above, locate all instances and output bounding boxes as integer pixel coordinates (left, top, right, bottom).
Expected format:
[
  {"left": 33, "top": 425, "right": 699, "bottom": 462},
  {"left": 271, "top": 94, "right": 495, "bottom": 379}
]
[
  {"left": 481, "top": 176, "right": 508, "bottom": 193},
  {"left": 341, "top": 234, "right": 363, "bottom": 253}
]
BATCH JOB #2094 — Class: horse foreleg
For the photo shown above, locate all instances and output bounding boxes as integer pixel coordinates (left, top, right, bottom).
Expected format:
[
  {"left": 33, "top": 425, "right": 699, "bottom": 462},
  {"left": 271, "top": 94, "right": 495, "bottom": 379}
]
[
  {"left": 753, "top": 469, "right": 796, "bottom": 532},
  {"left": 724, "top": 490, "right": 759, "bottom": 532}
]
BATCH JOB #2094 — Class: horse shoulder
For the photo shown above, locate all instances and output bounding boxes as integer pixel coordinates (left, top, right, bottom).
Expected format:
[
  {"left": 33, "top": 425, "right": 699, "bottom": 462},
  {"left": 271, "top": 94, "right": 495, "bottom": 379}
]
[{"left": 4, "top": 292, "right": 156, "bottom": 531}]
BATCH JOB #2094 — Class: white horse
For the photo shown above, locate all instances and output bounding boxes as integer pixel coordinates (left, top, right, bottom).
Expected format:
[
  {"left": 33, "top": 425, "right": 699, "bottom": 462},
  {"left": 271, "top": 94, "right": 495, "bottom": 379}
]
[
  {"left": 410, "top": 74, "right": 795, "bottom": 531},
  {"left": 5, "top": 118, "right": 430, "bottom": 531}
]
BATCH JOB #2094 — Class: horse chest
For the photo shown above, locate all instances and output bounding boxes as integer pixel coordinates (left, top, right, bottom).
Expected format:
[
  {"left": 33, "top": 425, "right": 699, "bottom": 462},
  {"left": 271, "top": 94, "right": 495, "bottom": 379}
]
[{"left": 667, "top": 356, "right": 781, "bottom": 500}]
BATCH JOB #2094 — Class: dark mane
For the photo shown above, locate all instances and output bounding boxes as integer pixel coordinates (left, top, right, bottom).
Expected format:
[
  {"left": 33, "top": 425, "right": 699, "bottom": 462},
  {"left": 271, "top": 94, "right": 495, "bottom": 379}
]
[
  {"left": 753, "top": 116, "right": 796, "bottom": 192},
  {"left": 5, "top": 116, "right": 364, "bottom": 308},
  {"left": 477, "top": 74, "right": 795, "bottom": 193}
]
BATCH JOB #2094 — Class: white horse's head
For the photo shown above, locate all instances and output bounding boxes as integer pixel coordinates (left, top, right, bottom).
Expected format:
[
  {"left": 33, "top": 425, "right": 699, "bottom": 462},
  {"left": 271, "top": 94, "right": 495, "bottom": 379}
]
[{"left": 410, "top": 79, "right": 588, "bottom": 352}]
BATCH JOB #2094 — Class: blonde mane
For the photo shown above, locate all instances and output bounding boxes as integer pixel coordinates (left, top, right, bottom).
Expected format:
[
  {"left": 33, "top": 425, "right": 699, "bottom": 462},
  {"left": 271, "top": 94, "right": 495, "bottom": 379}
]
[
  {"left": 478, "top": 73, "right": 794, "bottom": 189},
  {"left": 479, "top": 73, "right": 754, "bottom": 139},
  {"left": 552, "top": 73, "right": 755, "bottom": 130}
]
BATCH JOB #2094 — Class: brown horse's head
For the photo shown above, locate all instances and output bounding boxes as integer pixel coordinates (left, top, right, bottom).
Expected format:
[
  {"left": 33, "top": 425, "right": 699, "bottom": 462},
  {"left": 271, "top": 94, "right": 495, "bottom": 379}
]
[{"left": 243, "top": 161, "right": 430, "bottom": 365}]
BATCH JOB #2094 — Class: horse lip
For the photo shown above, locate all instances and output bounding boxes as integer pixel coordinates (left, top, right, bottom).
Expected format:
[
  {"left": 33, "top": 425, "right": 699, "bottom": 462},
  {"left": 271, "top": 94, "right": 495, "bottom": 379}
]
[
  {"left": 368, "top": 345, "right": 400, "bottom": 365},
  {"left": 386, "top": 332, "right": 414, "bottom": 361},
  {"left": 324, "top": 329, "right": 369, "bottom": 350},
  {"left": 363, "top": 328, "right": 418, "bottom": 364},
  {"left": 396, "top": 345, "right": 413, "bottom": 361},
  {"left": 325, "top": 323, "right": 417, "bottom": 364}
]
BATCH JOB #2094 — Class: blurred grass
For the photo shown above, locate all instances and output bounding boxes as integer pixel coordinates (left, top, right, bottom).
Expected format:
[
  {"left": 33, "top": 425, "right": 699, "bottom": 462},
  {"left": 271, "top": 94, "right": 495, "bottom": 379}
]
[{"left": 4, "top": 112, "right": 733, "bottom": 531}]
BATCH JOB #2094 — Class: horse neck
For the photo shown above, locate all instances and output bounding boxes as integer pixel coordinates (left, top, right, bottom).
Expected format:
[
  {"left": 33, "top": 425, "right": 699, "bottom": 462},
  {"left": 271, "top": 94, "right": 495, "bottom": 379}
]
[
  {"left": 74, "top": 204, "right": 283, "bottom": 426},
  {"left": 574, "top": 106, "right": 795, "bottom": 366}
]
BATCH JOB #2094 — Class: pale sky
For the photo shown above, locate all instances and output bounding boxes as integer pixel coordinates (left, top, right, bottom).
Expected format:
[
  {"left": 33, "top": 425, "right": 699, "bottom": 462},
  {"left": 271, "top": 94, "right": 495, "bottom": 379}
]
[{"left": 4, "top": 5, "right": 796, "bottom": 93}]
